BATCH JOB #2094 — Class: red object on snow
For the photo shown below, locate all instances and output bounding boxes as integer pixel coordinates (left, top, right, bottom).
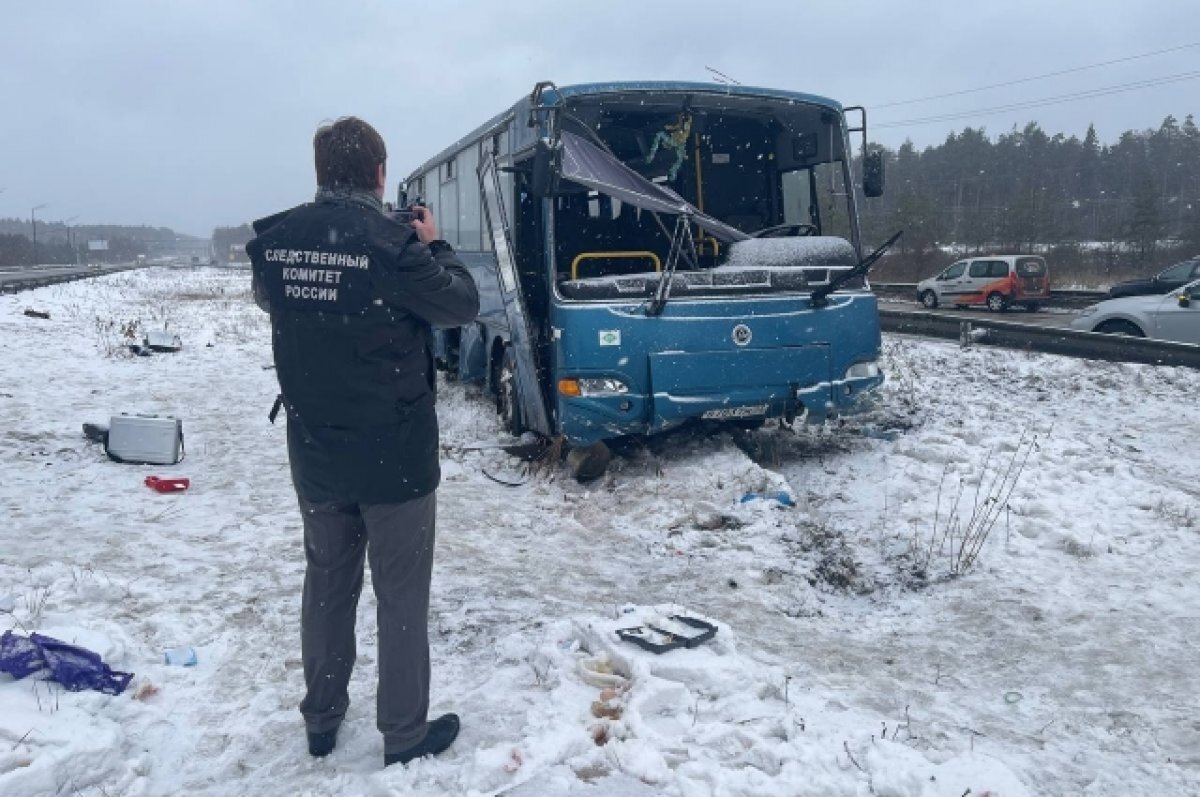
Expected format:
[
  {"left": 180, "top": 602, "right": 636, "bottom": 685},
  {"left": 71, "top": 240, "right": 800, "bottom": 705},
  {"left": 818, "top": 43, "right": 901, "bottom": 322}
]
[{"left": 144, "top": 476, "right": 190, "bottom": 493}]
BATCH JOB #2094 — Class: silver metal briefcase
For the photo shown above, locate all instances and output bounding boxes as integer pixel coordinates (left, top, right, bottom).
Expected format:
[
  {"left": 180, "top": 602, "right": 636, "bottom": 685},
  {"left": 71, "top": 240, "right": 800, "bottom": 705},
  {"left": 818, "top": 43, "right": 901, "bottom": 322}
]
[{"left": 105, "top": 415, "right": 184, "bottom": 465}]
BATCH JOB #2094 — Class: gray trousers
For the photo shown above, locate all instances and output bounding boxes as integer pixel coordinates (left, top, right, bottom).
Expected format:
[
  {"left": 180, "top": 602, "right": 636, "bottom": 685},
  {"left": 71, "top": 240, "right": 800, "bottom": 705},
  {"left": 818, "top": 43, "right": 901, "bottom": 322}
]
[{"left": 297, "top": 492, "right": 437, "bottom": 754}]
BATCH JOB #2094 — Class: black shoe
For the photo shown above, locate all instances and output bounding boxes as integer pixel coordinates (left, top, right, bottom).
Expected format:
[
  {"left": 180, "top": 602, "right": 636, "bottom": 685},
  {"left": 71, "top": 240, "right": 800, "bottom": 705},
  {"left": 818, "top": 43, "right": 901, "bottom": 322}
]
[
  {"left": 383, "top": 713, "right": 460, "bottom": 767},
  {"left": 308, "top": 727, "right": 338, "bottom": 758}
]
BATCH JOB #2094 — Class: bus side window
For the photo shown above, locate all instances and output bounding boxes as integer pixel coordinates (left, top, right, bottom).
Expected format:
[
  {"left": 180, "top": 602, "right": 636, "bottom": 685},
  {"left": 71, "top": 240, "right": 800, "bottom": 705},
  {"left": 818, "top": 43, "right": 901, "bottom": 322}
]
[
  {"left": 781, "top": 169, "right": 813, "bottom": 228},
  {"left": 439, "top": 156, "right": 459, "bottom": 248},
  {"left": 812, "top": 162, "right": 852, "bottom": 239},
  {"left": 457, "top": 146, "right": 481, "bottom": 250}
]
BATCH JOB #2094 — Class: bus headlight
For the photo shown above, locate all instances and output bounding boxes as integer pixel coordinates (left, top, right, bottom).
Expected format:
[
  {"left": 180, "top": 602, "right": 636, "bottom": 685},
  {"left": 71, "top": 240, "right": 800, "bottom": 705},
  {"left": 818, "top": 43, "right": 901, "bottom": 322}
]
[
  {"left": 844, "top": 361, "right": 881, "bottom": 380},
  {"left": 559, "top": 377, "right": 630, "bottom": 397}
]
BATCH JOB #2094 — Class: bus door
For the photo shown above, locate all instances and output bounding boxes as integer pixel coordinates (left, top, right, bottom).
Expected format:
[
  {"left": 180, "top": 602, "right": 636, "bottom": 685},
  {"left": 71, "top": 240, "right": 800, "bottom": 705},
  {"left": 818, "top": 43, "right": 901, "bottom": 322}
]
[{"left": 478, "top": 152, "right": 553, "bottom": 435}]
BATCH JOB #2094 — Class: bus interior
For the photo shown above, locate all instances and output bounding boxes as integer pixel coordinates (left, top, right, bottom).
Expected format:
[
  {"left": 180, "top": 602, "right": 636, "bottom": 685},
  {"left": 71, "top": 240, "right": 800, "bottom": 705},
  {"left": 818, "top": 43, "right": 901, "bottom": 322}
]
[{"left": 541, "top": 93, "right": 858, "bottom": 291}]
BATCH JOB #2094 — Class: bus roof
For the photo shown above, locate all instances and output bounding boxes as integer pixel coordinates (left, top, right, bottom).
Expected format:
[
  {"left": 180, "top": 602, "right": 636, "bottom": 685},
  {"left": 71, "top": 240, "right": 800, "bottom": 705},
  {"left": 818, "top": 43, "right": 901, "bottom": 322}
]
[
  {"left": 403, "top": 81, "right": 844, "bottom": 183},
  {"left": 547, "top": 81, "right": 842, "bottom": 111}
]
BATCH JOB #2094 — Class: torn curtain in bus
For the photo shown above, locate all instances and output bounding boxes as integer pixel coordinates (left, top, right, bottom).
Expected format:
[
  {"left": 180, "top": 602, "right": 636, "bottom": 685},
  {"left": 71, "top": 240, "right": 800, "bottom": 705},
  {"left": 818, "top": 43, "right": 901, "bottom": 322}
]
[{"left": 557, "top": 131, "right": 750, "bottom": 243}]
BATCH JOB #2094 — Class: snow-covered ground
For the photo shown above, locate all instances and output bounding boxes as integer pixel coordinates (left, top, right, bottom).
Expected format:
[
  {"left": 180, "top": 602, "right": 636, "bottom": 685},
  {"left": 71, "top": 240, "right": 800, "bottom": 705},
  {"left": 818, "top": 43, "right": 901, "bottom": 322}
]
[{"left": 1, "top": 267, "right": 1198, "bottom": 796}]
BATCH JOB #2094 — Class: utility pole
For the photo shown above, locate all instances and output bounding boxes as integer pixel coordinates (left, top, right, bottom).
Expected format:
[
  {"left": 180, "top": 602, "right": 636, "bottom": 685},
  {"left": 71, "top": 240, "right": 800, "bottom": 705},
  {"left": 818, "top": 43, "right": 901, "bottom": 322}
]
[
  {"left": 31, "top": 203, "right": 47, "bottom": 268},
  {"left": 952, "top": 178, "right": 963, "bottom": 245},
  {"left": 64, "top": 216, "right": 79, "bottom": 266}
]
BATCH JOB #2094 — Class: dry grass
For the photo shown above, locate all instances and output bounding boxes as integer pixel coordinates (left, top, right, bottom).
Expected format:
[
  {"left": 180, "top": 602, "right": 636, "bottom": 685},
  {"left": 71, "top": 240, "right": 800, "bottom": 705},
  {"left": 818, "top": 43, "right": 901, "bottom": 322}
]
[{"left": 910, "top": 431, "right": 1039, "bottom": 579}]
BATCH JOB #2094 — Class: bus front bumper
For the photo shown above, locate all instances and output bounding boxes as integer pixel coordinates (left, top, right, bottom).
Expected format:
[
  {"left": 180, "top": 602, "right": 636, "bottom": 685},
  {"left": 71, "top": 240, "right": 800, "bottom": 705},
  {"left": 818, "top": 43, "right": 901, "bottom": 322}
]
[{"left": 557, "top": 373, "right": 884, "bottom": 447}]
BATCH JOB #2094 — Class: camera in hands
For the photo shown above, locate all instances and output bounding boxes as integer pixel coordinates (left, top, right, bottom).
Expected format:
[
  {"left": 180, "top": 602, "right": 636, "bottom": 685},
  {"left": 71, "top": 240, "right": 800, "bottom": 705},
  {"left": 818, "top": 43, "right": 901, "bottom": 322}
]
[{"left": 387, "top": 201, "right": 427, "bottom": 226}]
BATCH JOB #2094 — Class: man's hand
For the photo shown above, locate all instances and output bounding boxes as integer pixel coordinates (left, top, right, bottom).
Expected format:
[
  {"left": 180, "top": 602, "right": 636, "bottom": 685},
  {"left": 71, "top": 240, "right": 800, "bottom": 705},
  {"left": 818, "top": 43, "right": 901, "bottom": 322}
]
[{"left": 410, "top": 207, "right": 438, "bottom": 245}]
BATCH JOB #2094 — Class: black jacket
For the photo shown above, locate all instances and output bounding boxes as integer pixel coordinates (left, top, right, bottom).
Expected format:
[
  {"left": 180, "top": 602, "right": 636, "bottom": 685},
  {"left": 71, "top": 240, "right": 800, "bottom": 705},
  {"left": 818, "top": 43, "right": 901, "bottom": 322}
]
[{"left": 247, "top": 191, "right": 479, "bottom": 503}]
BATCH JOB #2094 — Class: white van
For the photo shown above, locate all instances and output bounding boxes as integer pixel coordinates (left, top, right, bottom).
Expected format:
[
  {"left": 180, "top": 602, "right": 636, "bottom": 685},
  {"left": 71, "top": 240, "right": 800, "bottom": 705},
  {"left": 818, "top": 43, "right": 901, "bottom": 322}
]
[{"left": 916, "top": 255, "right": 1051, "bottom": 312}]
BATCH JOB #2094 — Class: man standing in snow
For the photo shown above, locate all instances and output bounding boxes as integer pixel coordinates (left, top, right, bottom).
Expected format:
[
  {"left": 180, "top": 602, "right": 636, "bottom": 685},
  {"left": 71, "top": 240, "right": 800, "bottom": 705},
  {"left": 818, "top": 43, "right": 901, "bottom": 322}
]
[{"left": 246, "top": 117, "right": 479, "bottom": 768}]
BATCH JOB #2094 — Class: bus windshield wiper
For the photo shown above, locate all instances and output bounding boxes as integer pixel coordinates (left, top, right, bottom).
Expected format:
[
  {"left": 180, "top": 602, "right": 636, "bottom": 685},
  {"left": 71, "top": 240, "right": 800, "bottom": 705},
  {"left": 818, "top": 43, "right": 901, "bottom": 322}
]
[
  {"left": 810, "top": 230, "right": 903, "bottom": 308},
  {"left": 647, "top": 213, "right": 698, "bottom": 316}
]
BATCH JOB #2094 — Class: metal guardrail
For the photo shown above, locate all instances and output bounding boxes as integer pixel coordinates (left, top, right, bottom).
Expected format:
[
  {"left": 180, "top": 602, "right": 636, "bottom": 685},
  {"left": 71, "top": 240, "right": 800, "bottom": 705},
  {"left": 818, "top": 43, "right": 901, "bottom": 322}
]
[
  {"left": 7, "top": 268, "right": 1190, "bottom": 368},
  {"left": 880, "top": 307, "right": 1200, "bottom": 370},
  {"left": 872, "top": 282, "right": 1107, "bottom": 308},
  {"left": 0, "top": 274, "right": 78, "bottom": 293},
  {"left": 0, "top": 264, "right": 80, "bottom": 274},
  {"left": 0, "top": 265, "right": 137, "bottom": 294}
]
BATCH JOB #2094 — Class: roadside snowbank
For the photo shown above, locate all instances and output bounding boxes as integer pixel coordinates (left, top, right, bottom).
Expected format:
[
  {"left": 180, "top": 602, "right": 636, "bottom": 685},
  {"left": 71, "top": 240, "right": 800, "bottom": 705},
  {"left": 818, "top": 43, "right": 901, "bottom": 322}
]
[{"left": 0, "top": 267, "right": 1197, "bottom": 795}]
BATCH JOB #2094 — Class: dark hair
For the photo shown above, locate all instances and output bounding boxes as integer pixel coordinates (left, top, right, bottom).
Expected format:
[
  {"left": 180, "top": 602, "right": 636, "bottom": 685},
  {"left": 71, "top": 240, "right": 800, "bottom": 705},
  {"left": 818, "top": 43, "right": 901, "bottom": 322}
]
[{"left": 313, "top": 117, "right": 387, "bottom": 192}]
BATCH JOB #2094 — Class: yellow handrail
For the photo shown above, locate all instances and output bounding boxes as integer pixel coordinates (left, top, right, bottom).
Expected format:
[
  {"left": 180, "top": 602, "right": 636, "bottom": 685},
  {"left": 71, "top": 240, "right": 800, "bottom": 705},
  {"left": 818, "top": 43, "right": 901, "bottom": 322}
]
[
  {"left": 570, "top": 251, "right": 663, "bottom": 280},
  {"left": 693, "top": 133, "right": 715, "bottom": 257}
]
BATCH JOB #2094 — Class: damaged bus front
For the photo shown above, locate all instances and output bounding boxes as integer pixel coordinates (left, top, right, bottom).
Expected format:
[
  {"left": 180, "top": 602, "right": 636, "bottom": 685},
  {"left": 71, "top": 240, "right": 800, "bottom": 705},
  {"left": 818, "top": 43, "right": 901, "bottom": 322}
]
[{"left": 404, "top": 81, "right": 893, "bottom": 474}]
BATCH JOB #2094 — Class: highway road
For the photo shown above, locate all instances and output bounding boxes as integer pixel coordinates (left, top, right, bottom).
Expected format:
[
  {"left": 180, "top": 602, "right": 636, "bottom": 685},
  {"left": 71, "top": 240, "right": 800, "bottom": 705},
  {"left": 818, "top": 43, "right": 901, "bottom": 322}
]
[
  {"left": 1, "top": 266, "right": 1090, "bottom": 333},
  {"left": 2, "top": 265, "right": 1192, "bottom": 367},
  {"left": 0, "top": 263, "right": 135, "bottom": 293},
  {"left": 879, "top": 298, "right": 1081, "bottom": 330}
]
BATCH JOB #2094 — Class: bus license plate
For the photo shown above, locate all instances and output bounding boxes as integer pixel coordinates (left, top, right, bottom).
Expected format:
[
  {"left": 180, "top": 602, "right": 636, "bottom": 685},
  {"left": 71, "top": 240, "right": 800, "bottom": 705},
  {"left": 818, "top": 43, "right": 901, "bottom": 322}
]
[{"left": 702, "top": 404, "right": 768, "bottom": 420}]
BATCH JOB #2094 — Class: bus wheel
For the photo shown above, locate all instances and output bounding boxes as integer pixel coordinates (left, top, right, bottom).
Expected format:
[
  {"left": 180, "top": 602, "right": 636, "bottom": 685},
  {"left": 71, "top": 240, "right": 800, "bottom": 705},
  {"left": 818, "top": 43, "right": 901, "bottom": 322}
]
[
  {"left": 986, "top": 292, "right": 1008, "bottom": 312},
  {"left": 567, "top": 441, "right": 611, "bottom": 483},
  {"left": 441, "top": 329, "right": 461, "bottom": 381},
  {"left": 920, "top": 290, "right": 939, "bottom": 309},
  {"left": 497, "top": 348, "right": 524, "bottom": 436}
]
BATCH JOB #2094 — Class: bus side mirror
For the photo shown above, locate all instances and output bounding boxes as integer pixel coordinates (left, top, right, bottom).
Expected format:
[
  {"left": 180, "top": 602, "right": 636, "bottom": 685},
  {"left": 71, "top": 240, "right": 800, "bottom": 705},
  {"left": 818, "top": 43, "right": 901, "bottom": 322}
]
[
  {"left": 863, "top": 150, "right": 885, "bottom": 198},
  {"left": 531, "top": 138, "right": 562, "bottom": 198},
  {"left": 1180, "top": 293, "right": 1192, "bottom": 308}
]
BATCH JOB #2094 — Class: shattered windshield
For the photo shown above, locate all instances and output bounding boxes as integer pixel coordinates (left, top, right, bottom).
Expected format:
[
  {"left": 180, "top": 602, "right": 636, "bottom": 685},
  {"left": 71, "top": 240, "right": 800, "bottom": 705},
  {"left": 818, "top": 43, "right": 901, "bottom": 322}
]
[{"left": 551, "top": 94, "right": 860, "bottom": 299}]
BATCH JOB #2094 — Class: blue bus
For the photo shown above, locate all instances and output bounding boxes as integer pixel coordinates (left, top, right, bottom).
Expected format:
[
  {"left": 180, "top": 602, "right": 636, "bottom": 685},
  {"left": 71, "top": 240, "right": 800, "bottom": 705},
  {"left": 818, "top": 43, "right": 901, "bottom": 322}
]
[{"left": 401, "top": 80, "right": 891, "bottom": 477}]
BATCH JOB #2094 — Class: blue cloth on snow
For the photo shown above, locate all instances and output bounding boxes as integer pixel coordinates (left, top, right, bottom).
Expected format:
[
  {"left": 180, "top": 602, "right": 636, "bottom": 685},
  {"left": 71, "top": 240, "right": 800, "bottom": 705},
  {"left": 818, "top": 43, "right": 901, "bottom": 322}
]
[{"left": 0, "top": 631, "right": 134, "bottom": 695}]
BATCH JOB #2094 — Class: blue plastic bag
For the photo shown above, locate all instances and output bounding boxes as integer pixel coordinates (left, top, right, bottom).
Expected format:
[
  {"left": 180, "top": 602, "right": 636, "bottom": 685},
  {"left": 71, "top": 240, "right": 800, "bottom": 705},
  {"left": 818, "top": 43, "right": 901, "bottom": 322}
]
[
  {"left": 0, "top": 632, "right": 45, "bottom": 679},
  {"left": 739, "top": 491, "right": 796, "bottom": 507},
  {"left": 0, "top": 631, "right": 134, "bottom": 695}
]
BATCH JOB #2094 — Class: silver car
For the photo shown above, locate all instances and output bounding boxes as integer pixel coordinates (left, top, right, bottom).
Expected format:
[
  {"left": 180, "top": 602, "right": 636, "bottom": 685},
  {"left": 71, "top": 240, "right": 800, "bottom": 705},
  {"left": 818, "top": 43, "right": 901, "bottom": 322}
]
[{"left": 1070, "top": 278, "right": 1200, "bottom": 344}]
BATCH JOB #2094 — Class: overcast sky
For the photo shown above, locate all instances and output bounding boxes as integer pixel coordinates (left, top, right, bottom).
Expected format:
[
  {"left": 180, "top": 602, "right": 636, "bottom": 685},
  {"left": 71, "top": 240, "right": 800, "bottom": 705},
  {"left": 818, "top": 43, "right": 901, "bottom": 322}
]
[{"left": 1, "top": 0, "right": 1197, "bottom": 237}]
